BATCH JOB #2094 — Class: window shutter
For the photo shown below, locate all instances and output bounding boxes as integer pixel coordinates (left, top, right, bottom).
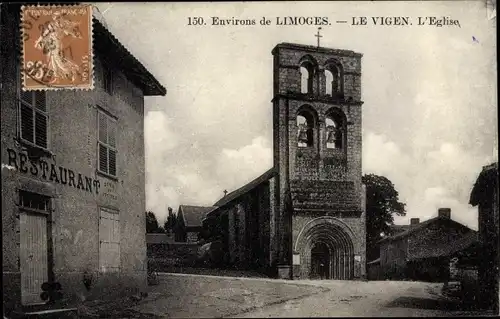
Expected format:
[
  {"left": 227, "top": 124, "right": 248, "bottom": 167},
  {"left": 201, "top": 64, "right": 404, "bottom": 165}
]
[
  {"left": 97, "top": 111, "right": 117, "bottom": 177},
  {"left": 108, "top": 120, "right": 116, "bottom": 148},
  {"left": 108, "top": 149, "right": 116, "bottom": 176},
  {"left": 34, "top": 92, "right": 46, "bottom": 112},
  {"left": 20, "top": 90, "right": 33, "bottom": 104},
  {"left": 20, "top": 103, "right": 34, "bottom": 143},
  {"left": 98, "top": 112, "right": 108, "bottom": 143},
  {"left": 99, "top": 144, "right": 108, "bottom": 174},
  {"left": 35, "top": 112, "right": 48, "bottom": 148}
]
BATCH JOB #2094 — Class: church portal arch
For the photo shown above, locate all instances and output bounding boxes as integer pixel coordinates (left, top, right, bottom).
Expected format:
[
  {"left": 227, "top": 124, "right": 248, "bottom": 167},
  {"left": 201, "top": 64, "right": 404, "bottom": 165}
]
[{"left": 294, "top": 216, "right": 356, "bottom": 280}]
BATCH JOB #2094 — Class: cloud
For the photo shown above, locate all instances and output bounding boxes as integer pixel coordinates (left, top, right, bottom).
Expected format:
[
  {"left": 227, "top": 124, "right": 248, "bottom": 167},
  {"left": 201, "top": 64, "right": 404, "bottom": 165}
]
[
  {"left": 97, "top": 2, "right": 497, "bottom": 230},
  {"left": 362, "top": 132, "right": 413, "bottom": 189},
  {"left": 215, "top": 136, "right": 273, "bottom": 192},
  {"left": 145, "top": 111, "right": 179, "bottom": 154},
  {"left": 145, "top": 129, "right": 272, "bottom": 222},
  {"left": 363, "top": 131, "right": 497, "bottom": 230},
  {"left": 144, "top": 111, "right": 221, "bottom": 220}
]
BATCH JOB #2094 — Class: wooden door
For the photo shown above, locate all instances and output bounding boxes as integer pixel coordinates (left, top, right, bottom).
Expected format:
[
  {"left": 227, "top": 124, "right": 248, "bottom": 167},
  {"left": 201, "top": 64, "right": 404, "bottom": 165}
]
[
  {"left": 20, "top": 212, "right": 48, "bottom": 305},
  {"left": 99, "top": 207, "right": 121, "bottom": 272}
]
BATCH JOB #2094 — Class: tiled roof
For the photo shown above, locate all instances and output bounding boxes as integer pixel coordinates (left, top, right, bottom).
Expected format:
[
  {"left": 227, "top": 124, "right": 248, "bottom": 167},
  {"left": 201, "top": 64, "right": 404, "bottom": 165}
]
[
  {"left": 469, "top": 162, "right": 498, "bottom": 207},
  {"left": 213, "top": 168, "right": 277, "bottom": 207},
  {"left": 379, "top": 216, "right": 471, "bottom": 244},
  {"left": 93, "top": 18, "right": 166, "bottom": 96},
  {"left": 379, "top": 217, "right": 438, "bottom": 243},
  {"left": 448, "top": 232, "right": 481, "bottom": 256},
  {"left": 178, "top": 205, "right": 216, "bottom": 228},
  {"left": 409, "top": 231, "right": 479, "bottom": 261},
  {"left": 389, "top": 224, "right": 410, "bottom": 235}
]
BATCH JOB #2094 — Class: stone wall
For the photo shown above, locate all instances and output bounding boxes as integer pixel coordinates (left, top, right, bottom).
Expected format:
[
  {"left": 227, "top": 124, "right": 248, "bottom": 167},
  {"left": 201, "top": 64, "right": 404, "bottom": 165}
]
[
  {"left": 380, "top": 219, "right": 474, "bottom": 281},
  {"left": 273, "top": 45, "right": 362, "bottom": 100},
  {"left": 186, "top": 232, "right": 199, "bottom": 243},
  {"left": 477, "top": 176, "right": 499, "bottom": 312},
  {"left": 379, "top": 239, "right": 409, "bottom": 280},
  {"left": 272, "top": 43, "right": 365, "bottom": 279},
  {"left": 147, "top": 243, "right": 200, "bottom": 269}
]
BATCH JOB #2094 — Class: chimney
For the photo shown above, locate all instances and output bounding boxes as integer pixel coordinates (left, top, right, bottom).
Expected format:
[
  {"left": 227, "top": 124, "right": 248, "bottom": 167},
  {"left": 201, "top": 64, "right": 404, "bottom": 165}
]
[
  {"left": 410, "top": 218, "right": 420, "bottom": 226},
  {"left": 438, "top": 208, "right": 451, "bottom": 219}
]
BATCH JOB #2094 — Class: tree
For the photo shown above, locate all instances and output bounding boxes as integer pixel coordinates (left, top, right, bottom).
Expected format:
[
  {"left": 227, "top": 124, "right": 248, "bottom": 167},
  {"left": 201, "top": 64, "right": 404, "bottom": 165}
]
[
  {"left": 164, "top": 207, "right": 176, "bottom": 235},
  {"left": 145, "top": 211, "right": 163, "bottom": 233},
  {"left": 362, "top": 174, "right": 406, "bottom": 262}
]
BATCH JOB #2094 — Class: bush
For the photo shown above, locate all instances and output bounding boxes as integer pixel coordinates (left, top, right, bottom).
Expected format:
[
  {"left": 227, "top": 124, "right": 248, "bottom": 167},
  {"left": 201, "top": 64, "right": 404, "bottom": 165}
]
[{"left": 196, "top": 240, "right": 225, "bottom": 268}]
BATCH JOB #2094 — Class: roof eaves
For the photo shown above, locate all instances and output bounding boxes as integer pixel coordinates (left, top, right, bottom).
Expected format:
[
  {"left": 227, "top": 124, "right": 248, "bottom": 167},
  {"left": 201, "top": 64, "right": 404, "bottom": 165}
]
[
  {"left": 469, "top": 162, "right": 498, "bottom": 206},
  {"left": 205, "top": 206, "right": 222, "bottom": 220},
  {"left": 379, "top": 217, "right": 439, "bottom": 243},
  {"left": 213, "top": 167, "right": 277, "bottom": 207},
  {"left": 272, "top": 42, "right": 363, "bottom": 57},
  {"left": 408, "top": 232, "right": 478, "bottom": 261},
  {"left": 177, "top": 206, "right": 187, "bottom": 226},
  {"left": 178, "top": 205, "right": 215, "bottom": 227},
  {"left": 93, "top": 18, "right": 166, "bottom": 96}
]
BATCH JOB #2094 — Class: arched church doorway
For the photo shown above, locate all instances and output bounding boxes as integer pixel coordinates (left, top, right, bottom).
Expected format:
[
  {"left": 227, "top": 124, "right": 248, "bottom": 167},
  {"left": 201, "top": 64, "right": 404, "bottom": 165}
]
[
  {"left": 311, "top": 242, "right": 330, "bottom": 279},
  {"left": 295, "top": 217, "right": 356, "bottom": 280}
]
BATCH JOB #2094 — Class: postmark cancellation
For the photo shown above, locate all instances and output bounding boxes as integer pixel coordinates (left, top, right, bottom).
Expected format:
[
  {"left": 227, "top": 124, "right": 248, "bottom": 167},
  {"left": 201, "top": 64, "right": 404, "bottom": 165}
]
[{"left": 20, "top": 4, "right": 93, "bottom": 91}]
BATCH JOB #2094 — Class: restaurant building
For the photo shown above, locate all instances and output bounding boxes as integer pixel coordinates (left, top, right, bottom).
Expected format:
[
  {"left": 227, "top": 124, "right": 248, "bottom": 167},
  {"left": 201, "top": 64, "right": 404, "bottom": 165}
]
[{"left": 1, "top": 3, "right": 166, "bottom": 313}]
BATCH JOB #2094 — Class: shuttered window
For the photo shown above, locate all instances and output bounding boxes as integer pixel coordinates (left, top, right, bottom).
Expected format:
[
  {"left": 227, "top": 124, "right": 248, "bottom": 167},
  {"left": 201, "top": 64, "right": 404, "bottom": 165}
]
[
  {"left": 19, "top": 90, "right": 48, "bottom": 149},
  {"left": 99, "top": 207, "right": 120, "bottom": 272},
  {"left": 97, "top": 110, "right": 117, "bottom": 177}
]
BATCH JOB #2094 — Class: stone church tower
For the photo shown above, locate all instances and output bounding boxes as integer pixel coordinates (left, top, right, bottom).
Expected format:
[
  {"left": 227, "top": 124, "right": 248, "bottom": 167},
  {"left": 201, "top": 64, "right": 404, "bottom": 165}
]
[{"left": 271, "top": 43, "right": 366, "bottom": 279}]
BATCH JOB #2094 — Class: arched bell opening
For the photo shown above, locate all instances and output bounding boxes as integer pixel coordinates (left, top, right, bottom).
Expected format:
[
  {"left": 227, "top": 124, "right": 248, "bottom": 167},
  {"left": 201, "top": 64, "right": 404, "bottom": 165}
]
[
  {"left": 325, "top": 109, "right": 347, "bottom": 150},
  {"left": 296, "top": 105, "right": 318, "bottom": 149},
  {"left": 299, "top": 55, "right": 319, "bottom": 94},
  {"left": 324, "top": 59, "right": 344, "bottom": 98}
]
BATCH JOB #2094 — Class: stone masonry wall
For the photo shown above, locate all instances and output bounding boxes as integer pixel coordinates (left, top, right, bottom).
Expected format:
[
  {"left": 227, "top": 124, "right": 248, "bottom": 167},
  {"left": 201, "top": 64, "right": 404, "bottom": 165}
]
[
  {"left": 2, "top": 7, "right": 148, "bottom": 308},
  {"left": 275, "top": 46, "right": 362, "bottom": 101},
  {"left": 272, "top": 43, "right": 365, "bottom": 279}
]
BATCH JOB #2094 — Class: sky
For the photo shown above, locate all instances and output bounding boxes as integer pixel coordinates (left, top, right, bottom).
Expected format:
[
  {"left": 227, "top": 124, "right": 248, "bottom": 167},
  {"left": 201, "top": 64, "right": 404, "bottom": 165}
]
[{"left": 93, "top": 1, "right": 497, "bottom": 229}]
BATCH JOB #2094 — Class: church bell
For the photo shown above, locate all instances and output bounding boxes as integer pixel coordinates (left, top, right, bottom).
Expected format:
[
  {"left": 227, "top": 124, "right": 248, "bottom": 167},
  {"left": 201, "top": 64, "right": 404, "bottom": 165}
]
[
  {"left": 298, "top": 129, "right": 308, "bottom": 143},
  {"left": 326, "top": 129, "right": 337, "bottom": 144}
]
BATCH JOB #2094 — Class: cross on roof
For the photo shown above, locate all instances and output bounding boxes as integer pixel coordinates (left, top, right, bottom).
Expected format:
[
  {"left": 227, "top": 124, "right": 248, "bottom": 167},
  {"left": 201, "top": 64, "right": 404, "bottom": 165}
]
[
  {"left": 223, "top": 190, "right": 228, "bottom": 196},
  {"left": 315, "top": 27, "right": 323, "bottom": 47}
]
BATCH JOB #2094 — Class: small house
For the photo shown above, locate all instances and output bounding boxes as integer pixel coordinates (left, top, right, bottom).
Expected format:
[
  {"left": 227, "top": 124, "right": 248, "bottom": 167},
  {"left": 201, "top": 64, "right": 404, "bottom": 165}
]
[
  {"left": 175, "top": 205, "right": 215, "bottom": 243},
  {"left": 378, "top": 208, "right": 476, "bottom": 281}
]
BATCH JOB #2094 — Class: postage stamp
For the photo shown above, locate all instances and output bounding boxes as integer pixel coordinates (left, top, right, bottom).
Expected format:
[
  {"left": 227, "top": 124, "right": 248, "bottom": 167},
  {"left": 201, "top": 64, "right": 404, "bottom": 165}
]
[{"left": 20, "top": 5, "right": 93, "bottom": 91}]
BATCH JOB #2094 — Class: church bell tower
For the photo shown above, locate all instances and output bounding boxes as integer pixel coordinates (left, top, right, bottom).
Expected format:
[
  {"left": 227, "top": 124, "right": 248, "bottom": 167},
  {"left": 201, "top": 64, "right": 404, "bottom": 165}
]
[{"left": 271, "top": 41, "right": 366, "bottom": 280}]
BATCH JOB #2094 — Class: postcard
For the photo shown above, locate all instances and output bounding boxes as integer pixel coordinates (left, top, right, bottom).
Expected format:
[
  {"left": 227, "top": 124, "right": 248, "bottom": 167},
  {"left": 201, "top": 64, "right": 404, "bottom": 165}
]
[{"left": 1, "top": 1, "right": 497, "bottom": 318}]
